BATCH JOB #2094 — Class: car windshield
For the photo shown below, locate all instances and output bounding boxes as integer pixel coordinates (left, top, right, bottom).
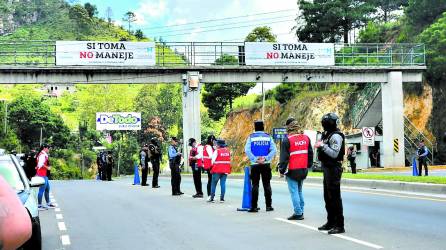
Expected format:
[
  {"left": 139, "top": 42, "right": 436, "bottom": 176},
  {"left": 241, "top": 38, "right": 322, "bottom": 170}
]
[{"left": 0, "top": 159, "right": 25, "bottom": 192}]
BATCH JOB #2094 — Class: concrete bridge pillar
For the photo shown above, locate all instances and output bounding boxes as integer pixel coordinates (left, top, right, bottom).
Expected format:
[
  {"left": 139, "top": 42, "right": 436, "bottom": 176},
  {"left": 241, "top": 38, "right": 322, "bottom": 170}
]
[
  {"left": 381, "top": 71, "right": 405, "bottom": 167},
  {"left": 182, "top": 72, "right": 201, "bottom": 171}
]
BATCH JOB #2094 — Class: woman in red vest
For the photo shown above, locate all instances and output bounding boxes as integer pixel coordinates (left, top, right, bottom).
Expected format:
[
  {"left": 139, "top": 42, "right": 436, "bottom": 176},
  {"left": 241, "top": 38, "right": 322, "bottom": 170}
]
[
  {"left": 203, "top": 135, "right": 215, "bottom": 197},
  {"left": 279, "top": 118, "right": 313, "bottom": 220},
  {"left": 207, "top": 139, "right": 231, "bottom": 203},
  {"left": 189, "top": 138, "right": 204, "bottom": 198},
  {"left": 36, "top": 144, "right": 56, "bottom": 210}
]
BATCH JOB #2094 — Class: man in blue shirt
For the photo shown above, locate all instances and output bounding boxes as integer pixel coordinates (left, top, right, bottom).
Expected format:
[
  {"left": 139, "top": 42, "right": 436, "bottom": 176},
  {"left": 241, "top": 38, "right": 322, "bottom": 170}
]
[
  {"left": 168, "top": 137, "right": 183, "bottom": 195},
  {"left": 244, "top": 120, "right": 277, "bottom": 212}
]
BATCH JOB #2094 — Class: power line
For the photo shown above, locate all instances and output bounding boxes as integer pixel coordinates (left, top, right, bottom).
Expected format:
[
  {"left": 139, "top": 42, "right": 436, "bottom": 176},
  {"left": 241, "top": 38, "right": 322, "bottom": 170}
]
[
  {"left": 138, "top": 9, "right": 296, "bottom": 29},
  {"left": 220, "top": 32, "right": 295, "bottom": 42},
  {"left": 147, "top": 15, "right": 296, "bottom": 36},
  {"left": 157, "top": 19, "right": 296, "bottom": 38}
]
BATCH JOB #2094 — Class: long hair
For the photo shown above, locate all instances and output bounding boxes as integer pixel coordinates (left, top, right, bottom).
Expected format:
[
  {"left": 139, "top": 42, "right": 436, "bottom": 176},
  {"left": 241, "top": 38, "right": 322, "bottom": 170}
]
[{"left": 206, "top": 135, "right": 216, "bottom": 146}]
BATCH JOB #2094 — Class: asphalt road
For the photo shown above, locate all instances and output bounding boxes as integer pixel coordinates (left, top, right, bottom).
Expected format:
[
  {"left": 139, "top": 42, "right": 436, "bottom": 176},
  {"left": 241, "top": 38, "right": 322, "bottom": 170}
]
[{"left": 40, "top": 174, "right": 446, "bottom": 250}]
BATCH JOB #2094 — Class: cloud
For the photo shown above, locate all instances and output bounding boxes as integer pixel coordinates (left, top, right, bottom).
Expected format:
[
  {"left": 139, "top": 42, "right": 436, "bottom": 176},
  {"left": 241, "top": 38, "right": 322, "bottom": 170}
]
[{"left": 134, "top": 0, "right": 167, "bottom": 25}]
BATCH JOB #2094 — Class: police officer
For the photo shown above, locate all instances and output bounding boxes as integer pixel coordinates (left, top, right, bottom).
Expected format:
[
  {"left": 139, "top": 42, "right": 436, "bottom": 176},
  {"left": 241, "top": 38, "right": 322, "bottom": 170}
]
[
  {"left": 417, "top": 140, "right": 429, "bottom": 176},
  {"left": 315, "top": 113, "right": 345, "bottom": 234},
  {"left": 149, "top": 138, "right": 162, "bottom": 188},
  {"left": 279, "top": 118, "right": 313, "bottom": 220},
  {"left": 105, "top": 151, "right": 114, "bottom": 181},
  {"left": 140, "top": 144, "right": 150, "bottom": 186},
  {"left": 168, "top": 137, "right": 183, "bottom": 196},
  {"left": 244, "top": 120, "right": 277, "bottom": 212}
]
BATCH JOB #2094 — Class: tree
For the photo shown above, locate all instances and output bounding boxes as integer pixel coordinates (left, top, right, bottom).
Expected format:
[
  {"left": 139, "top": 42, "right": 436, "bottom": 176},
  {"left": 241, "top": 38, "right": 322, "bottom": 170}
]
[
  {"left": 105, "top": 6, "right": 113, "bottom": 24},
  {"left": 296, "top": 0, "right": 375, "bottom": 43},
  {"left": 370, "top": 0, "right": 408, "bottom": 22},
  {"left": 123, "top": 11, "right": 137, "bottom": 33},
  {"left": 84, "top": 3, "right": 98, "bottom": 18},
  {"left": 245, "top": 26, "right": 277, "bottom": 42},
  {"left": 69, "top": 4, "right": 92, "bottom": 38},
  {"left": 405, "top": 0, "right": 446, "bottom": 33},
  {"left": 202, "top": 54, "right": 256, "bottom": 120},
  {"left": 134, "top": 29, "right": 145, "bottom": 40},
  {"left": 274, "top": 83, "right": 301, "bottom": 104}
]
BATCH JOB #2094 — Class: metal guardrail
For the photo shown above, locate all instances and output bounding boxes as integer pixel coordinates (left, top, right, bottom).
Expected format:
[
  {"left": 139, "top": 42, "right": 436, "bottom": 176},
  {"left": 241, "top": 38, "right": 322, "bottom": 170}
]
[
  {"left": 0, "top": 41, "right": 426, "bottom": 66},
  {"left": 404, "top": 116, "right": 435, "bottom": 164},
  {"left": 351, "top": 83, "right": 382, "bottom": 128}
]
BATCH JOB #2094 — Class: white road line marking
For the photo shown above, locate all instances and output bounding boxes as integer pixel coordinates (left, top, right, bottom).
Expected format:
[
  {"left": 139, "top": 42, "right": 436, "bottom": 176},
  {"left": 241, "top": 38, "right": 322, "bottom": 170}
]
[
  {"left": 55, "top": 208, "right": 61, "bottom": 212},
  {"left": 61, "top": 235, "right": 71, "bottom": 245},
  {"left": 56, "top": 214, "right": 63, "bottom": 220},
  {"left": 58, "top": 222, "right": 67, "bottom": 231},
  {"left": 275, "top": 218, "right": 384, "bottom": 249}
]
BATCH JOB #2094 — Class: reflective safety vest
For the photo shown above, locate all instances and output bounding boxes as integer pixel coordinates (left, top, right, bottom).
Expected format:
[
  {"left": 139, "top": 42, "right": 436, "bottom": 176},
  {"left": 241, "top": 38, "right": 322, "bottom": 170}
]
[
  {"left": 211, "top": 148, "right": 231, "bottom": 174},
  {"left": 250, "top": 132, "right": 271, "bottom": 157},
  {"left": 203, "top": 145, "right": 213, "bottom": 170},
  {"left": 196, "top": 144, "right": 204, "bottom": 167},
  {"left": 288, "top": 134, "right": 310, "bottom": 170},
  {"left": 36, "top": 151, "right": 49, "bottom": 177}
]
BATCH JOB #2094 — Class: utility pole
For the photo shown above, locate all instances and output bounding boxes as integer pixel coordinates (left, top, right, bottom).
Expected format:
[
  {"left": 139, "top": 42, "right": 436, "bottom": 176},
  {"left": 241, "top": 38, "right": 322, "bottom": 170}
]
[
  {"left": 3, "top": 101, "right": 7, "bottom": 135},
  {"left": 261, "top": 82, "right": 265, "bottom": 121},
  {"left": 39, "top": 127, "right": 43, "bottom": 146},
  {"left": 122, "top": 11, "right": 137, "bottom": 33}
]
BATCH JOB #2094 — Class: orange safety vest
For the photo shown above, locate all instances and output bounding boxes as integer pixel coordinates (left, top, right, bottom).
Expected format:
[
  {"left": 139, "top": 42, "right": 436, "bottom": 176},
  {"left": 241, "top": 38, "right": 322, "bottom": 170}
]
[
  {"left": 36, "top": 152, "right": 49, "bottom": 177},
  {"left": 211, "top": 148, "right": 231, "bottom": 174},
  {"left": 288, "top": 134, "right": 310, "bottom": 170},
  {"left": 203, "top": 145, "right": 213, "bottom": 170}
]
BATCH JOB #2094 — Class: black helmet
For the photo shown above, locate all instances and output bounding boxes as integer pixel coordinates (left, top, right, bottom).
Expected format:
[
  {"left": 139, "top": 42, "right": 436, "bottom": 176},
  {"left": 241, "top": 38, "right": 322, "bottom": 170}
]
[
  {"left": 150, "top": 137, "right": 157, "bottom": 144},
  {"left": 321, "top": 113, "right": 339, "bottom": 132}
]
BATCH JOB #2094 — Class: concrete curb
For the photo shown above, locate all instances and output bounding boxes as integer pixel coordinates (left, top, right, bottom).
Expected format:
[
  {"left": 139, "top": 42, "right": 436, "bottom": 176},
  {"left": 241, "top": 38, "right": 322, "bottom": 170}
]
[{"left": 161, "top": 174, "right": 446, "bottom": 196}]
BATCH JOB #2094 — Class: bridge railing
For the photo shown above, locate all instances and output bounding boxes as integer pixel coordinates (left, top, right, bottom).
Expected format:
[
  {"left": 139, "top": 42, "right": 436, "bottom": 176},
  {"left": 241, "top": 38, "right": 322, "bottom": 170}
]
[{"left": 0, "top": 41, "right": 426, "bottom": 66}]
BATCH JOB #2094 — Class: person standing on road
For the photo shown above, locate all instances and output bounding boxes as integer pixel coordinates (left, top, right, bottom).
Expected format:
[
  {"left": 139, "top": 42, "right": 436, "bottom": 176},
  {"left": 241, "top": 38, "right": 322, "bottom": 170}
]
[
  {"left": 149, "top": 138, "right": 162, "bottom": 188},
  {"left": 105, "top": 151, "right": 114, "bottom": 181},
  {"left": 315, "top": 113, "right": 346, "bottom": 234},
  {"left": 203, "top": 135, "right": 216, "bottom": 197},
  {"left": 347, "top": 146, "right": 357, "bottom": 174},
  {"left": 36, "top": 144, "right": 56, "bottom": 210},
  {"left": 279, "top": 118, "right": 313, "bottom": 220},
  {"left": 189, "top": 138, "right": 204, "bottom": 198},
  {"left": 417, "top": 140, "right": 429, "bottom": 176},
  {"left": 140, "top": 144, "right": 150, "bottom": 186},
  {"left": 244, "top": 120, "right": 277, "bottom": 213},
  {"left": 208, "top": 139, "right": 231, "bottom": 203},
  {"left": 168, "top": 137, "right": 183, "bottom": 196}
]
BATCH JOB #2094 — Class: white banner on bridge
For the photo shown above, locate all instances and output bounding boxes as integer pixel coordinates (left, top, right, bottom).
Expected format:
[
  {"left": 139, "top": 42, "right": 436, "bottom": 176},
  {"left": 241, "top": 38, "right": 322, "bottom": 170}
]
[
  {"left": 245, "top": 42, "right": 335, "bottom": 66},
  {"left": 56, "top": 41, "right": 156, "bottom": 66},
  {"left": 96, "top": 112, "right": 141, "bottom": 131}
]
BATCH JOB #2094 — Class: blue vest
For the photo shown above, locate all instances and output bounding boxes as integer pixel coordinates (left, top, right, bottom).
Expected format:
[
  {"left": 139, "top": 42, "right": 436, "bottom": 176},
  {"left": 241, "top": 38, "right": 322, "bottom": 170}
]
[{"left": 250, "top": 132, "right": 271, "bottom": 157}]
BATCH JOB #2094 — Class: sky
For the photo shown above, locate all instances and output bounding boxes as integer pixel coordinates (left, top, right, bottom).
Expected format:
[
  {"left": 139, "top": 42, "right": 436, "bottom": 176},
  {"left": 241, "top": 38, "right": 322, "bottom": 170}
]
[{"left": 77, "top": 0, "right": 299, "bottom": 42}]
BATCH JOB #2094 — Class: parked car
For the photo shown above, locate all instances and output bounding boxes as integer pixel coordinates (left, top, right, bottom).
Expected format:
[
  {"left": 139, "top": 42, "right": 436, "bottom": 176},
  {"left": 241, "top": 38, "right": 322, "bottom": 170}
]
[{"left": 0, "top": 150, "right": 45, "bottom": 250}]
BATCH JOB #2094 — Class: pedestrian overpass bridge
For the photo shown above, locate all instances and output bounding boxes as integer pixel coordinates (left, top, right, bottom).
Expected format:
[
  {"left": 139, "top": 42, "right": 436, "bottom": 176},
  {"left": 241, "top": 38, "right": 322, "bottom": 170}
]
[{"left": 0, "top": 41, "right": 427, "bottom": 168}]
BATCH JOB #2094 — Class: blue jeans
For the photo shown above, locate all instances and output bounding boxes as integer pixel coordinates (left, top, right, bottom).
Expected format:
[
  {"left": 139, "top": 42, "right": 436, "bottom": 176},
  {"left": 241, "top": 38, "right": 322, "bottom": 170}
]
[
  {"left": 286, "top": 177, "right": 304, "bottom": 215},
  {"left": 210, "top": 173, "right": 227, "bottom": 199},
  {"left": 38, "top": 176, "right": 51, "bottom": 205}
]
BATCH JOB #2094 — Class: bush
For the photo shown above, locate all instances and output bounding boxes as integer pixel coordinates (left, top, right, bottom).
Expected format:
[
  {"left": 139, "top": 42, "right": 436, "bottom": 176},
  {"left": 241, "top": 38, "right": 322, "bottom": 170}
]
[{"left": 274, "top": 83, "right": 301, "bottom": 104}]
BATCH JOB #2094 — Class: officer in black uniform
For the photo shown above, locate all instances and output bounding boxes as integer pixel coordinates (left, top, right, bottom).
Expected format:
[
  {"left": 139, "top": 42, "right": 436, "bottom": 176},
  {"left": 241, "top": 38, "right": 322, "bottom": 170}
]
[
  {"left": 149, "top": 138, "right": 162, "bottom": 188},
  {"left": 315, "top": 113, "right": 345, "bottom": 234},
  {"left": 140, "top": 144, "right": 150, "bottom": 186}
]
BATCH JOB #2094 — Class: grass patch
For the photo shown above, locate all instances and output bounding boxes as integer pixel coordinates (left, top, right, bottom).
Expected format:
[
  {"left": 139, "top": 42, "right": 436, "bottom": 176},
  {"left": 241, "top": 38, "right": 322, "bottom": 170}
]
[{"left": 308, "top": 172, "right": 446, "bottom": 184}]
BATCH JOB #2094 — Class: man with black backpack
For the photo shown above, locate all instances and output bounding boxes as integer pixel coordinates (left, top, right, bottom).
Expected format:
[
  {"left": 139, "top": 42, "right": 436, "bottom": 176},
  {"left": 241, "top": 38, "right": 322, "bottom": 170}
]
[
  {"left": 149, "top": 138, "right": 162, "bottom": 188},
  {"left": 105, "top": 151, "right": 114, "bottom": 181},
  {"left": 315, "top": 113, "right": 346, "bottom": 235}
]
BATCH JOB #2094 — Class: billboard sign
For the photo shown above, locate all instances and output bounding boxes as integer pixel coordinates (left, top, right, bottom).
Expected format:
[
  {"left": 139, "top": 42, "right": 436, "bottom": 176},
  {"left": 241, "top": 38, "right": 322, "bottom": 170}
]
[
  {"left": 96, "top": 112, "right": 141, "bottom": 131},
  {"left": 56, "top": 41, "right": 156, "bottom": 66},
  {"left": 245, "top": 42, "right": 335, "bottom": 66}
]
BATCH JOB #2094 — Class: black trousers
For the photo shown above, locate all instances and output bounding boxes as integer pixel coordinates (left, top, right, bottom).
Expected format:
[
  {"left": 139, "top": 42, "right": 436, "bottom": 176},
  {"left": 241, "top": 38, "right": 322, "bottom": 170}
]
[
  {"left": 418, "top": 158, "right": 429, "bottom": 176},
  {"left": 106, "top": 166, "right": 112, "bottom": 181},
  {"left": 170, "top": 160, "right": 182, "bottom": 194},
  {"left": 322, "top": 162, "right": 344, "bottom": 228},
  {"left": 205, "top": 170, "right": 212, "bottom": 196},
  {"left": 191, "top": 164, "right": 203, "bottom": 195},
  {"left": 141, "top": 165, "right": 149, "bottom": 185},
  {"left": 250, "top": 164, "right": 272, "bottom": 208},
  {"left": 152, "top": 160, "right": 160, "bottom": 187},
  {"left": 349, "top": 159, "right": 356, "bottom": 174}
]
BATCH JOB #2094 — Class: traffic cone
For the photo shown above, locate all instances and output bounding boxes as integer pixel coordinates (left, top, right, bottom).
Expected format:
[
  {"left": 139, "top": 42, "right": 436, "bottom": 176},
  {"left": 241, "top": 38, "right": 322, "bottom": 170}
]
[
  {"left": 412, "top": 157, "right": 418, "bottom": 176},
  {"left": 237, "top": 166, "right": 252, "bottom": 211},
  {"left": 133, "top": 164, "right": 141, "bottom": 185}
]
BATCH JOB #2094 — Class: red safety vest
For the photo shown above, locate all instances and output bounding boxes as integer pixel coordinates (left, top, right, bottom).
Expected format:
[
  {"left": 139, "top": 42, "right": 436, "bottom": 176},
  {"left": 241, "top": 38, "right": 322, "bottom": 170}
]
[
  {"left": 36, "top": 152, "right": 49, "bottom": 177},
  {"left": 211, "top": 148, "right": 231, "bottom": 174},
  {"left": 203, "top": 145, "right": 213, "bottom": 170},
  {"left": 196, "top": 144, "right": 203, "bottom": 167},
  {"left": 288, "top": 134, "right": 310, "bottom": 170}
]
